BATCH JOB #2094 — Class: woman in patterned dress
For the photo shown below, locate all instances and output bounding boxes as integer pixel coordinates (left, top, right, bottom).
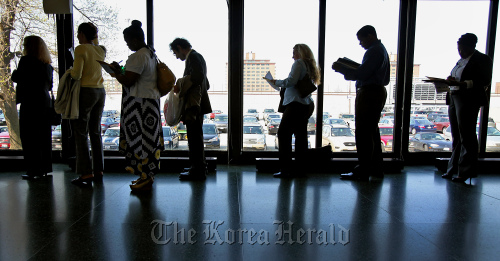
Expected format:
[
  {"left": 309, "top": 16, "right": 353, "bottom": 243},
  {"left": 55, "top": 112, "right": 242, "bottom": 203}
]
[{"left": 109, "top": 20, "right": 163, "bottom": 191}]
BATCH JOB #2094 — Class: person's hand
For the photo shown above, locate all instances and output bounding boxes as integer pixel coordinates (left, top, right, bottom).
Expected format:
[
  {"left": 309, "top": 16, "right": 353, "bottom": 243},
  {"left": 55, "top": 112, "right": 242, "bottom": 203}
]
[
  {"left": 332, "top": 62, "right": 342, "bottom": 72},
  {"left": 263, "top": 78, "right": 276, "bottom": 85},
  {"left": 110, "top": 61, "right": 122, "bottom": 74},
  {"left": 445, "top": 76, "right": 460, "bottom": 86}
]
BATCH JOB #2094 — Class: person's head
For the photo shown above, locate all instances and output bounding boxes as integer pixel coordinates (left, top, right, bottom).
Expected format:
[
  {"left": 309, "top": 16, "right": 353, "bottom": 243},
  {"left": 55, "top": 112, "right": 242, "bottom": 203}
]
[
  {"left": 293, "top": 43, "right": 321, "bottom": 85},
  {"left": 22, "top": 35, "right": 52, "bottom": 64},
  {"left": 123, "top": 20, "right": 146, "bottom": 51},
  {"left": 356, "top": 25, "right": 378, "bottom": 50},
  {"left": 77, "top": 22, "right": 98, "bottom": 44},
  {"left": 169, "top": 38, "right": 192, "bottom": 61},
  {"left": 457, "top": 33, "right": 477, "bottom": 58}
]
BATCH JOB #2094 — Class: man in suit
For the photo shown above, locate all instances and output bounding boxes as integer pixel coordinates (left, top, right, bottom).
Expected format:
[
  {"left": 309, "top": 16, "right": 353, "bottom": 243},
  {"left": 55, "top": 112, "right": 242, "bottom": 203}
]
[
  {"left": 441, "top": 33, "right": 493, "bottom": 184},
  {"left": 170, "top": 38, "right": 212, "bottom": 180},
  {"left": 332, "top": 25, "right": 390, "bottom": 181}
]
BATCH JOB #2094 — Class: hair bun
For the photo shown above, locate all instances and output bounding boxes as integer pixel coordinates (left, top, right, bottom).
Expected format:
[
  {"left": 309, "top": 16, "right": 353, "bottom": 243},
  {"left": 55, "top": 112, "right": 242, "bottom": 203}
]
[{"left": 131, "top": 20, "right": 142, "bottom": 28}]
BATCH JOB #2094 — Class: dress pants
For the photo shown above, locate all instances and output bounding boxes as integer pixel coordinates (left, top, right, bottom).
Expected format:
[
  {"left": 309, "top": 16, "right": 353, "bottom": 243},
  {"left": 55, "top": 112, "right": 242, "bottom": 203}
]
[
  {"left": 447, "top": 91, "right": 480, "bottom": 177},
  {"left": 72, "top": 87, "right": 105, "bottom": 175},
  {"left": 186, "top": 111, "right": 206, "bottom": 172},
  {"left": 278, "top": 101, "right": 311, "bottom": 173},
  {"left": 20, "top": 104, "right": 52, "bottom": 174},
  {"left": 354, "top": 85, "right": 387, "bottom": 175}
]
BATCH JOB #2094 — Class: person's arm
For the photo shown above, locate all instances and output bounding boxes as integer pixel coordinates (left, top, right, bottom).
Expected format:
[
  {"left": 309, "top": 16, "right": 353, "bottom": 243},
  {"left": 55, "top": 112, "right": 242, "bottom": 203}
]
[
  {"left": 11, "top": 57, "right": 27, "bottom": 83},
  {"left": 189, "top": 52, "right": 205, "bottom": 87},
  {"left": 70, "top": 46, "right": 85, "bottom": 80},
  {"left": 338, "top": 49, "right": 384, "bottom": 81},
  {"left": 110, "top": 61, "right": 140, "bottom": 87},
  {"left": 275, "top": 60, "right": 304, "bottom": 88}
]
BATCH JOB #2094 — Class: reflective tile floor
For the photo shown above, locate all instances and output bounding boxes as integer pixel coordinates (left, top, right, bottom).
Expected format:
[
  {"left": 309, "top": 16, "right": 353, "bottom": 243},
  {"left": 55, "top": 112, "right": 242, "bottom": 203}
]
[{"left": 1, "top": 164, "right": 500, "bottom": 261}]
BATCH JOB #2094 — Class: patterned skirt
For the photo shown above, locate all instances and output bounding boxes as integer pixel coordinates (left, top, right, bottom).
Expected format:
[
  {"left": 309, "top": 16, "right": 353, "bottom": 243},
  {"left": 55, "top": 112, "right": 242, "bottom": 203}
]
[{"left": 119, "top": 86, "right": 164, "bottom": 178}]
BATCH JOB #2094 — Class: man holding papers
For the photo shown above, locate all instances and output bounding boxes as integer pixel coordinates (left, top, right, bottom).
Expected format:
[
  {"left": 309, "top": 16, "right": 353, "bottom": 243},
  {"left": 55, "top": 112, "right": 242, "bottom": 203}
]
[
  {"left": 441, "top": 33, "right": 492, "bottom": 184},
  {"left": 332, "top": 25, "right": 389, "bottom": 181}
]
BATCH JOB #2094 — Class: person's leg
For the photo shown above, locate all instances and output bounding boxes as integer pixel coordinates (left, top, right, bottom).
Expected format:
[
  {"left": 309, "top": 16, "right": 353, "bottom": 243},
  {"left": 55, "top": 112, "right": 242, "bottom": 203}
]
[
  {"left": 453, "top": 94, "right": 480, "bottom": 178},
  {"left": 446, "top": 97, "right": 460, "bottom": 176},
  {"left": 186, "top": 112, "right": 206, "bottom": 173},
  {"left": 88, "top": 89, "right": 106, "bottom": 175},
  {"left": 73, "top": 88, "right": 95, "bottom": 177},
  {"left": 292, "top": 103, "right": 310, "bottom": 173},
  {"left": 277, "top": 104, "right": 294, "bottom": 174}
]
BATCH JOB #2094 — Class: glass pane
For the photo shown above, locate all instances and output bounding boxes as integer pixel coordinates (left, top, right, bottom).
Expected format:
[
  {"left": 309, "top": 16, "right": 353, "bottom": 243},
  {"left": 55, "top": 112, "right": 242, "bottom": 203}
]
[
  {"left": 488, "top": 3, "right": 500, "bottom": 152},
  {"left": 325, "top": 0, "right": 399, "bottom": 153},
  {"left": 244, "top": 0, "right": 319, "bottom": 151},
  {"left": 411, "top": 0, "right": 489, "bottom": 152},
  {"left": 154, "top": 0, "right": 227, "bottom": 151}
]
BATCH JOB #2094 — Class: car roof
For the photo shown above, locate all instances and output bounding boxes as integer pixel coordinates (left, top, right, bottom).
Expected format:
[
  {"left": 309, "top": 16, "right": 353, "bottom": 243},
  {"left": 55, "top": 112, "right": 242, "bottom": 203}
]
[
  {"left": 203, "top": 123, "right": 217, "bottom": 126},
  {"left": 329, "top": 124, "right": 350, "bottom": 128},
  {"left": 243, "top": 123, "right": 262, "bottom": 127}
]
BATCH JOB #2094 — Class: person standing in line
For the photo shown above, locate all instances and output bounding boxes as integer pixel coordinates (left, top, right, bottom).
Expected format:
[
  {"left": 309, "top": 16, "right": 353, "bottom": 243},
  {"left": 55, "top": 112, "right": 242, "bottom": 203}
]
[
  {"left": 170, "top": 38, "right": 212, "bottom": 180},
  {"left": 332, "top": 25, "right": 390, "bottom": 181},
  {"left": 12, "top": 36, "right": 54, "bottom": 180},
  {"left": 441, "top": 33, "right": 492, "bottom": 184},
  {"left": 109, "top": 20, "right": 163, "bottom": 191},
  {"left": 265, "top": 44, "right": 319, "bottom": 178},
  {"left": 69, "top": 23, "right": 107, "bottom": 186}
]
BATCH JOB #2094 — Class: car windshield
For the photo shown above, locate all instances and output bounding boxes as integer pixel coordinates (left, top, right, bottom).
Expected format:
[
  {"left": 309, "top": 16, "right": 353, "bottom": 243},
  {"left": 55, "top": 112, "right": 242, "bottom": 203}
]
[
  {"left": 214, "top": 115, "right": 228, "bottom": 122},
  {"left": 341, "top": 115, "right": 354, "bottom": 119},
  {"left": 269, "top": 115, "right": 280, "bottom": 119},
  {"left": 244, "top": 117, "right": 258, "bottom": 123},
  {"left": 203, "top": 125, "right": 217, "bottom": 134},
  {"left": 379, "top": 128, "right": 394, "bottom": 135},
  {"left": 327, "top": 119, "right": 345, "bottom": 125},
  {"left": 104, "top": 129, "right": 120, "bottom": 136},
  {"left": 0, "top": 126, "right": 7, "bottom": 133},
  {"left": 244, "top": 126, "right": 263, "bottom": 134},
  {"left": 162, "top": 128, "right": 172, "bottom": 136},
  {"left": 415, "top": 120, "right": 433, "bottom": 125},
  {"left": 331, "top": 127, "right": 354, "bottom": 137},
  {"left": 308, "top": 117, "right": 315, "bottom": 123},
  {"left": 264, "top": 109, "right": 274, "bottom": 113},
  {"left": 248, "top": 109, "right": 257, "bottom": 113},
  {"left": 270, "top": 118, "right": 281, "bottom": 124},
  {"left": 486, "top": 127, "right": 500, "bottom": 136},
  {"left": 420, "top": 133, "right": 444, "bottom": 140},
  {"left": 101, "top": 117, "right": 113, "bottom": 123}
]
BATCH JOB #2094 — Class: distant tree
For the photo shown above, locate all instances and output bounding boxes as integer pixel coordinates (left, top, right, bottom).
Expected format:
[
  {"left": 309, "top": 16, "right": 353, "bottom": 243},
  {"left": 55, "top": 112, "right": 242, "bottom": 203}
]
[{"left": 0, "top": 0, "right": 118, "bottom": 149}]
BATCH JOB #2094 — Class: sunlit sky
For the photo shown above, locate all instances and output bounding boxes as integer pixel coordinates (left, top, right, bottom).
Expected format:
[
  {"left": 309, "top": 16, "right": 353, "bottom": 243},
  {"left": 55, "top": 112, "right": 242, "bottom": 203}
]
[{"left": 81, "top": 0, "right": 497, "bottom": 92}]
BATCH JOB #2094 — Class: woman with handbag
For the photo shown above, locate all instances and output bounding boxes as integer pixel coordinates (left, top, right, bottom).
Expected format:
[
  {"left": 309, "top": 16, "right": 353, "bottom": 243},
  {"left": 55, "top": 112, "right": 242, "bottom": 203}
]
[
  {"left": 265, "top": 44, "right": 320, "bottom": 178},
  {"left": 69, "top": 22, "right": 107, "bottom": 186},
  {"left": 12, "top": 35, "right": 54, "bottom": 179},
  {"left": 108, "top": 20, "right": 163, "bottom": 191}
]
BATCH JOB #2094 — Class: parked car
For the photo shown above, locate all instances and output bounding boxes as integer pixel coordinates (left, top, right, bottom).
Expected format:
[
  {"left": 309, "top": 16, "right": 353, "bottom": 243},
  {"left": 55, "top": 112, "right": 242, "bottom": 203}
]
[
  {"left": 102, "top": 127, "right": 120, "bottom": 151},
  {"left": 433, "top": 117, "right": 450, "bottom": 133},
  {"left": 261, "top": 108, "right": 275, "bottom": 120},
  {"left": 0, "top": 126, "right": 10, "bottom": 149},
  {"left": 102, "top": 110, "right": 120, "bottom": 119},
  {"left": 264, "top": 113, "right": 281, "bottom": 126},
  {"left": 177, "top": 121, "right": 187, "bottom": 140},
  {"left": 477, "top": 116, "right": 497, "bottom": 128},
  {"left": 209, "top": 110, "right": 222, "bottom": 120},
  {"left": 246, "top": 109, "right": 259, "bottom": 119},
  {"left": 307, "top": 117, "right": 316, "bottom": 134},
  {"left": 321, "top": 124, "right": 356, "bottom": 152},
  {"left": 51, "top": 125, "right": 62, "bottom": 150},
  {"left": 484, "top": 126, "right": 500, "bottom": 152},
  {"left": 410, "top": 110, "right": 429, "bottom": 118},
  {"left": 267, "top": 118, "right": 281, "bottom": 135},
  {"left": 243, "top": 124, "right": 266, "bottom": 150},
  {"left": 101, "top": 117, "right": 119, "bottom": 134},
  {"left": 379, "top": 118, "right": 395, "bottom": 127},
  {"left": 409, "top": 119, "right": 436, "bottom": 134},
  {"left": 427, "top": 112, "right": 448, "bottom": 122},
  {"left": 162, "top": 126, "right": 180, "bottom": 149},
  {"left": 243, "top": 116, "right": 260, "bottom": 125},
  {"left": 214, "top": 113, "right": 228, "bottom": 133},
  {"left": 410, "top": 133, "right": 452, "bottom": 152},
  {"left": 339, "top": 113, "right": 355, "bottom": 128},
  {"left": 0, "top": 113, "right": 5, "bottom": 125},
  {"left": 379, "top": 125, "right": 393, "bottom": 152},
  {"left": 202, "top": 123, "right": 220, "bottom": 149},
  {"left": 323, "top": 118, "right": 348, "bottom": 127},
  {"left": 274, "top": 134, "right": 311, "bottom": 150}
]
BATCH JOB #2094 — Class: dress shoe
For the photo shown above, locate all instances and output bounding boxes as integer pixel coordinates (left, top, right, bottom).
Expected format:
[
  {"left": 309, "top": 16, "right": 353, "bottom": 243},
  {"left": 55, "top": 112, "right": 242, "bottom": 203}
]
[
  {"left": 179, "top": 170, "right": 207, "bottom": 181},
  {"left": 273, "top": 171, "right": 294, "bottom": 178},
  {"left": 130, "top": 176, "right": 154, "bottom": 191},
  {"left": 452, "top": 176, "right": 473, "bottom": 185},
  {"left": 71, "top": 176, "right": 93, "bottom": 187},
  {"left": 442, "top": 173, "right": 455, "bottom": 179},
  {"left": 340, "top": 172, "right": 369, "bottom": 181}
]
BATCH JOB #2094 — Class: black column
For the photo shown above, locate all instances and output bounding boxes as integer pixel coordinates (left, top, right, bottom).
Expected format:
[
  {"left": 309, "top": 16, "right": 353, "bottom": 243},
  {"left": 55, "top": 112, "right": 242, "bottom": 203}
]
[{"left": 316, "top": 0, "right": 326, "bottom": 148}]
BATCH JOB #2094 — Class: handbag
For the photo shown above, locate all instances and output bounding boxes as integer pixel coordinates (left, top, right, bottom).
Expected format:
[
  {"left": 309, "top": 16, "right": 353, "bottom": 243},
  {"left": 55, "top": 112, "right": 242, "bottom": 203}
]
[
  {"left": 156, "top": 57, "right": 176, "bottom": 97},
  {"left": 49, "top": 90, "right": 62, "bottom": 126},
  {"left": 296, "top": 73, "right": 317, "bottom": 98}
]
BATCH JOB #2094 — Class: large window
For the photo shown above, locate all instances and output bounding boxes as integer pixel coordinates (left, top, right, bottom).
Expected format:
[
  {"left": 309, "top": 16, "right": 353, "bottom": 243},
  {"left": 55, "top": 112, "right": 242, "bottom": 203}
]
[
  {"left": 411, "top": 0, "right": 490, "bottom": 153},
  {"left": 324, "top": 0, "right": 400, "bottom": 153},
  {"left": 243, "top": 0, "right": 319, "bottom": 151}
]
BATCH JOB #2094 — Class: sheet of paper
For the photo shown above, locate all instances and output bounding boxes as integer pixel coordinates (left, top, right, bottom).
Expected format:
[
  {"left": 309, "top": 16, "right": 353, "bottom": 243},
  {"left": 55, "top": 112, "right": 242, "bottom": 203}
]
[
  {"left": 434, "top": 82, "right": 450, "bottom": 93},
  {"left": 97, "top": 60, "right": 115, "bottom": 74},
  {"left": 264, "top": 71, "right": 280, "bottom": 91}
]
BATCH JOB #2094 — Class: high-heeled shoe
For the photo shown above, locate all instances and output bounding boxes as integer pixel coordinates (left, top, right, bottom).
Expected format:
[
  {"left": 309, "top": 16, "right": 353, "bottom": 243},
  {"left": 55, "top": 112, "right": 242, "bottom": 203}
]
[
  {"left": 130, "top": 176, "right": 154, "bottom": 191},
  {"left": 71, "top": 176, "right": 93, "bottom": 187},
  {"left": 452, "top": 176, "right": 472, "bottom": 185}
]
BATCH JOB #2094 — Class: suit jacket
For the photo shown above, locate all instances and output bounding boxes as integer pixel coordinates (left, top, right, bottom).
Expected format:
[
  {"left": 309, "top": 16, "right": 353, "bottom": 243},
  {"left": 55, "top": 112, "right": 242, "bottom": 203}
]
[
  {"left": 446, "top": 50, "right": 492, "bottom": 106},
  {"left": 12, "top": 55, "right": 53, "bottom": 108},
  {"left": 183, "top": 49, "right": 212, "bottom": 115}
]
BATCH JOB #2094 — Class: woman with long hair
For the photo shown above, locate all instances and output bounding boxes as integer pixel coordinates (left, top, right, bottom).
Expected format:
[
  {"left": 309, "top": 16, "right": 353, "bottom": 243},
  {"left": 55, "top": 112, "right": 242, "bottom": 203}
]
[
  {"left": 12, "top": 35, "right": 54, "bottom": 179},
  {"left": 109, "top": 20, "right": 163, "bottom": 191},
  {"left": 70, "top": 22, "right": 107, "bottom": 186},
  {"left": 267, "top": 43, "right": 320, "bottom": 178}
]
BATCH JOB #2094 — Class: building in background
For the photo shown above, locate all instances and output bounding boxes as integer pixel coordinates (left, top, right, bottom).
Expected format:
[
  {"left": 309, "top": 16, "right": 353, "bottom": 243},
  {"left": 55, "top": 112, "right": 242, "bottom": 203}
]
[{"left": 226, "top": 52, "right": 276, "bottom": 92}]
